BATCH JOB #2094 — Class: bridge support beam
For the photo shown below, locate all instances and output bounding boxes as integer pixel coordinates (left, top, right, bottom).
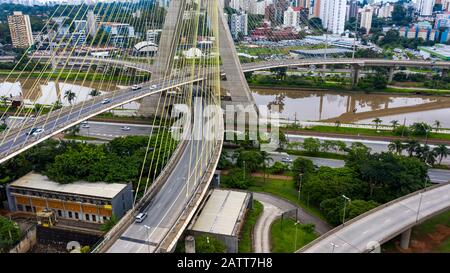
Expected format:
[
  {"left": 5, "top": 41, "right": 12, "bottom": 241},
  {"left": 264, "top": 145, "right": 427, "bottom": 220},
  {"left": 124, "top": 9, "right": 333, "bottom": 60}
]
[
  {"left": 388, "top": 67, "right": 395, "bottom": 84},
  {"left": 400, "top": 228, "right": 412, "bottom": 249},
  {"left": 351, "top": 65, "right": 360, "bottom": 86}
]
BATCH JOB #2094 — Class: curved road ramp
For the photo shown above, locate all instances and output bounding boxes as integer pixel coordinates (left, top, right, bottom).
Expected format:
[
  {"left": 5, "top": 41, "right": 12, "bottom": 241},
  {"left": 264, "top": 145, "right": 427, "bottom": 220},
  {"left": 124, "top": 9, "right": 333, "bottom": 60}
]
[{"left": 298, "top": 182, "right": 450, "bottom": 253}]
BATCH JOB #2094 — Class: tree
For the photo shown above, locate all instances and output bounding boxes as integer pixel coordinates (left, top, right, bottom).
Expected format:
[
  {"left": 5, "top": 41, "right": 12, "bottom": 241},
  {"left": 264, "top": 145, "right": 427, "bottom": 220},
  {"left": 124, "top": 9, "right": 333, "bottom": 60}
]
[
  {"left": 260, "top": 151, "right": 273, "bottom": 183},
  {"left": 100, "top": 214, "right": 118, "bottom": 232},
  {"left": 270, "top": 67, "right": 288, "bottom": 80},
  {"left": 270, "top": 161, "right": 288, "bottom": 174},
  {"left": 335, "top": 120, "right": 341, "bottom": 128},
  {"left": 0, "top": 95, "right": 8, "bottom": 107},
  {"left": 434, "top": 145, "right": 449, "bottom": 165},
  {"left": 410, "top": 122, "right": 432, "bottom": 137},
  {"left": 218, "top": 151, "right": 232, "bottom": 170},
  {"left": 372, "top": 118, "right": 382, "bottom": 131},
  {"left": 302, "top": 138, "right": 321, "bottom": 153},
  {"left": 195, "top": 235, "right": 226, "bottom": 253},
  {"left": 222, "top": 168, "right": 253, "bottom": 190},
  {"left": 434, "top": 120, "right": 441, "bottom": 133},
  {"left": 234, "top": 150, "right": 263, "bottom": 172},
  {"left": 292, "top": 157, "right": 315, "bottom": 188},
  {"left": 405, "top": 139, "right": 420, "bottom": 157},
  {"left": 392, "top": 5, "right": 407, "bottom": 26},
  {"left": 0, "top": 216, "right": 21, "bottom": 251},
  {"left": 89, "top": 89, "right": 100, "bottom": 97},
  {"left": 388, "top": 140, "right": 403, "bottom": 155},
  {"left": 308, "top": 17, "right": 323, "bottom": 31},
  {"left": 64, "top": 90, "right": 76, "bottom": 105},
  {"left": 390, "top": 120, "right": 399, "bottom": 130},
  {"left": 52, "top": 100, "right": 63, "bottom": 110}
]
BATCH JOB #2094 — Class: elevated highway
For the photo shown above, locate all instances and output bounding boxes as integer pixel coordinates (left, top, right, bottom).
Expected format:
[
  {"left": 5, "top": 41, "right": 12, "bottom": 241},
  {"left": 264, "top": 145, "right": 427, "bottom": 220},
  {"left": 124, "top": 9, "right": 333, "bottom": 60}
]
[{"left": 299, "top": 182, "right": 450, "bottom": 253}]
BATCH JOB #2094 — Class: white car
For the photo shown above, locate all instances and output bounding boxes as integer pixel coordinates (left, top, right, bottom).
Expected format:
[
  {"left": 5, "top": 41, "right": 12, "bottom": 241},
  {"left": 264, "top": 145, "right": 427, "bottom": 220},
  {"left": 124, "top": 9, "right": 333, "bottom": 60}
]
[
  {"left": 150, "top": 84, "right": 157, "bottom": 89},
  {"left": 82, "top": 124, "right": 90, "bottom": 129},
  {"left": 121, "top": 126, "right": 131, "bottom": 131},
  {"left": 132, "top": 84, "right": 141, "bottom": 91},
  {"left": 281, "top": 157, "right": 293, "bottom": 164},
  {"left": 27, "top": 128, "right": 44, "bottom": 136},
  {"left": 135, "top": 212, "right": 147, "bottom": 223},
  {"left": 101, "top": 98, "right": 111, "bottom": 104},
  {"left": 80, "top": 121, "right": 88, "bottom": 125}
]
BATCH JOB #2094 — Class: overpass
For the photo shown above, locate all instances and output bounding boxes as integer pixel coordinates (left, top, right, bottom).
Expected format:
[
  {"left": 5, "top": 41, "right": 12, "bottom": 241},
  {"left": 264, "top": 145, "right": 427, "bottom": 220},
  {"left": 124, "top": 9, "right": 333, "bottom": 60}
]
[{"left": 299, "top": 182, "right": 450, "bottom": 253}]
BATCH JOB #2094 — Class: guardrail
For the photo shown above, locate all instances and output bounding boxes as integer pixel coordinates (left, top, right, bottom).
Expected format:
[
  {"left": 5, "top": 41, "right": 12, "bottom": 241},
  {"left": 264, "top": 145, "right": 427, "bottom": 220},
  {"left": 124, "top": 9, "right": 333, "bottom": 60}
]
[{"left": 298, "top": 181, "right": 450, "bottom": 253}]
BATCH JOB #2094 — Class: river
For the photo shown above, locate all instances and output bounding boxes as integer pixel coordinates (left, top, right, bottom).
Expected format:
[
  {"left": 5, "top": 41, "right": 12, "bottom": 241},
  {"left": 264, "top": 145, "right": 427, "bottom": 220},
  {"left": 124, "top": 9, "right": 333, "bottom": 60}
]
[{"left": 252, "top": 88, "right": 450, "bottom": 128}]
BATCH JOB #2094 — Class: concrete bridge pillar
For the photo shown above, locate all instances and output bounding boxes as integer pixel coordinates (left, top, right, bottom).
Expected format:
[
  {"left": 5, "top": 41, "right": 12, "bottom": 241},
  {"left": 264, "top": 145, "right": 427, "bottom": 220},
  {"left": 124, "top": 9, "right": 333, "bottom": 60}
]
[
  {"left": 185, "top": 235, "right": 196, "bottom": 253},
  {"left": 388, "top": 67, "right": 395, "bottom": 84},
  {"left": 351, "top": 65, "right": 360, "bottom": 86},
  {"left": 400, "top": 228, "right": 412, "bottom": 249}
]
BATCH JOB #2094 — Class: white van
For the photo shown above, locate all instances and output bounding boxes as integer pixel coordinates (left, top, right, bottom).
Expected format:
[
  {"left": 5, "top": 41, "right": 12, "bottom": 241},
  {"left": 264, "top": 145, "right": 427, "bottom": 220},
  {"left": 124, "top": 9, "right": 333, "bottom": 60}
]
[{"left": 135, "top": 212, "right": 147, "bottom": 223}]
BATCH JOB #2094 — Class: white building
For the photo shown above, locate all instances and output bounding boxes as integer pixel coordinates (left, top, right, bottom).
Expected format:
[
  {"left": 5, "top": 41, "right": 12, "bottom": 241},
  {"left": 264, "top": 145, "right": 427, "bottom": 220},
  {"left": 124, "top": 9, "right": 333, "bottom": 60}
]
[
  {"left": 416, "top": 0, "right": 435, "bottom": 16},
  {"left": 283, "top": 6, "right": 300, "bottom": 28},
  {"left": 360, "top": 6, "right": 374, "bottom": 33},
  {"left": 8, "top": 11, "right": 34, "bottom": 48},
  {"left": 378, "top": 3, "right": 394, "bottom": 18},
  {"left": 230, "top": 13, "right": 248, "bottom": 40},
  {"left": 319, "top": 0, "right": 347, "bottom": 35}
]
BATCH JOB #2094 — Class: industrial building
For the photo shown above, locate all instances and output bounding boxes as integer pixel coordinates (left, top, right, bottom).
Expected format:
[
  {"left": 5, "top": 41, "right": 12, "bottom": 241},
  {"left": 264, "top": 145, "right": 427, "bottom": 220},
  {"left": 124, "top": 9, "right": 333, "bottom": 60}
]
[
  {"left": 6, "top": 172, "right": 133, "bottom": 224},
  {"left": 188, "top": 189, "right": 252, "bottom": 253}
]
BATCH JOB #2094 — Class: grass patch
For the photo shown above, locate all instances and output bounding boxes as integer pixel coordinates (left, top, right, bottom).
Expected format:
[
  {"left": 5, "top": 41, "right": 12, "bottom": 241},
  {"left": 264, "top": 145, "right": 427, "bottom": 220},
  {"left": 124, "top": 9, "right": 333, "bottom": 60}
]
[
  {"left": 248, "top": 177, "right": 326, "bottom": 222},
  {"left": 270, "top": 218, "right": 318, "bottom": 253},
  {"left": 413, "top": 210, "right": 450, "bottom": 236},
  {"left": 238, "top": 200, "right": 263, "bottom": 253},
  {"left": 286, "top": 149, "right": 347, "bottom": 160},
  {"left": 438, "top": 238, "right": 450, "bottom": 253}
]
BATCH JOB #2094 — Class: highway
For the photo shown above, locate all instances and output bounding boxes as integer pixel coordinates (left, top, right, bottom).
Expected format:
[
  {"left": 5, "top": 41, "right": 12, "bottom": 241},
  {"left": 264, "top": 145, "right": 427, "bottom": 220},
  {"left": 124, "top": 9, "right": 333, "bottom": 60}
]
[
  {"left": 300, "top": 183, "right": 450, "bottom": 253},
  {"left": 78, "top": 121, "right": 155, "bottom": 140},
  {"left": 0, "top": 76, "right": 203, "bottom": 164},
  {"left": 107, "top": 99, "right": 215, "bottom": 253}
]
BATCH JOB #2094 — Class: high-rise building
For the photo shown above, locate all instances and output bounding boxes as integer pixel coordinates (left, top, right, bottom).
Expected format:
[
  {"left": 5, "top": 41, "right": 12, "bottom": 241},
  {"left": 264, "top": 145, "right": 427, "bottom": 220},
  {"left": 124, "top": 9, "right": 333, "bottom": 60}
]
[
  {"left": 319, "top": 0, "right": 346, "bottom": 34},
  {"left": 378, "top": 3, "right": 394, "bottom": 18},
  {"left": 313, "top": 0, "right": 321, "bottom": 17},
  {"left": 87, "top": 10, "right": 99, "bottom": 38},
  {"left": 283, "top": 6, "right": 300, "bottom": 28},
  {"left": 8, "top": 11, "right": 34, "bottom": 49},
  {"left": 230, "top": 12, "right": 248, "bottom": 40},
  {"left": 348, "top": 0, "right": 358, "bottom": 19},
  {"left": 417, "top": 0, "right": 436, "bottom": 16},
  {"left": 360, "top": 5, "right": 374, "bottom": 33}
]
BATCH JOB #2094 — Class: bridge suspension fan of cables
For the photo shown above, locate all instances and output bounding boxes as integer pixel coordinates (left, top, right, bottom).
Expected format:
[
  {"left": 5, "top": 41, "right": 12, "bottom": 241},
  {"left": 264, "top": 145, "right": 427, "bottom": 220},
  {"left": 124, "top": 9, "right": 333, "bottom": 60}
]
[{"left": 0, "top": 0, "right": 223, "bottom": 253}]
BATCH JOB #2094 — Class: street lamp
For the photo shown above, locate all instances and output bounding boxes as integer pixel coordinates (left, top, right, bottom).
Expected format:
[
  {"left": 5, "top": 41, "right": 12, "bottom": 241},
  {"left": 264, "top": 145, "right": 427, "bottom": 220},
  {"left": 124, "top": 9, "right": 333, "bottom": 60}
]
[
  {"left": 297, "top": 173, "right": 303, "bottom": 203},
  {"left": 330, "top": 242, "right": 339, "bottom": 253},
  {"left": 144, "top": 225, "right": 152, "bottom": 253},
  {"left": 294, "top": 221, "right": 299, "bottom": 251},
  {"left": 342, "top": 195, "right": 351, "bottom": 226},
  {"left": 416, "top": 194, "right": 424, "bottom": 223}
]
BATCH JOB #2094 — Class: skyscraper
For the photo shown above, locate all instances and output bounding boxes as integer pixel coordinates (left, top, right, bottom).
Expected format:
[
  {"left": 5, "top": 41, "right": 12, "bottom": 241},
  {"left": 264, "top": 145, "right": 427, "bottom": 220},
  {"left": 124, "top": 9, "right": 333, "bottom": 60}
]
[
  {"left": 417, "top": 0, "right": 436, "bottom": 16},
  {"left": 360, "top": 5, "right": 374, "bottom": 33},
  {"left": 319, "top": 0, "right": 346, "bottom": 35},
  {"left": 8, "top": 11, "right": 34, "bottom": 49}
]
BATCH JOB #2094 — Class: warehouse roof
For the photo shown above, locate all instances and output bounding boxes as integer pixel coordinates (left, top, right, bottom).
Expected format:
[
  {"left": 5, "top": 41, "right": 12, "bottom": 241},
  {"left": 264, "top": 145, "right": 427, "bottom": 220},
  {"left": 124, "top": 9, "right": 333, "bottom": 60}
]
[
  {"left": 9, "top": 172, "right": 127, "bottom": 199},
  {"left": 191, "top": 189, "right": 250, "bottom": 236}
]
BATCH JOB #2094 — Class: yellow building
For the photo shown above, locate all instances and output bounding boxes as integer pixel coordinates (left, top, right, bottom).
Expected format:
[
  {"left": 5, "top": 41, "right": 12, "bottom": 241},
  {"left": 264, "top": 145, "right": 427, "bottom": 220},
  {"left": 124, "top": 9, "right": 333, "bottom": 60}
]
[
  {"left": 6, "top": 172, "right": 133, "bottom": 224},
  {"left": 8, "top": 11, "right": 34, "bottom": 49}
]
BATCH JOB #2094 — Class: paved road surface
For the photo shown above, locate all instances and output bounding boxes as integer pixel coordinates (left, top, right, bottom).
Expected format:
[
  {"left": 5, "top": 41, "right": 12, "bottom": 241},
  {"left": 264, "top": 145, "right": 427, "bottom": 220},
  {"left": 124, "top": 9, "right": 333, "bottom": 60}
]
[
  {"left": 78, "top": 121, "right": 155, "bottom": 140},
  {"left": 301, "top": 183, "right": 450, "bottom": 253}
]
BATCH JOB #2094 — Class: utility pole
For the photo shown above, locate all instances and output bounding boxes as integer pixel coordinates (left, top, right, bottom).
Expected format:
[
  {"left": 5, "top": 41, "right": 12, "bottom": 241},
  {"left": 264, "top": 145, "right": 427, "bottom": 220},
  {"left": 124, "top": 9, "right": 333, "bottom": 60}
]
[{"left": 342, "top": 195, "right": 351, "bottom": 226}]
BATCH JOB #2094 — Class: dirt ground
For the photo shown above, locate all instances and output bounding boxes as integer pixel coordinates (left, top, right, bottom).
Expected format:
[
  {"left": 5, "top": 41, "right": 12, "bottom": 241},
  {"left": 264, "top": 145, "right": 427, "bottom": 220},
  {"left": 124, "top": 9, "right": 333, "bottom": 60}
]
[{"left": 394, "top": 225, "right": 450, "bottom": 253}]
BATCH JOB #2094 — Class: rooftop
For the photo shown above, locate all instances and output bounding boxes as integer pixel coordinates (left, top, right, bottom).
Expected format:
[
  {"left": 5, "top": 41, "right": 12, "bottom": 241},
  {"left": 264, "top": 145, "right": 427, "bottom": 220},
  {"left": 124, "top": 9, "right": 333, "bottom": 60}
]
[
  {"left": 191, "top": 189, "right": 250, "bottom": 236},
  {"left": 9, "top": 172, "right": 127, "bottom": 199}
]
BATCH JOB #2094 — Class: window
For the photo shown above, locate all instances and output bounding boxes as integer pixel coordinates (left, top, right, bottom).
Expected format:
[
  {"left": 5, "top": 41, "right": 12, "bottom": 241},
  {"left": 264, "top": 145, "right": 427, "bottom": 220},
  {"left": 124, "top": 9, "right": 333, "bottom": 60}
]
[
  {"left": 25, "top": 206, "right": 32, "bottom": 212},
  {"left": 85, "top": 214, "right": 90, "bottom": 221},
  {"left": 75, "top": 212, "right": 79, "bottom": 219},
  {"left": 57, "top": 210, "right": 62, "bottom": 217},
  {"left": 103, "top": 216, "right": 108, "bottom": 222},
  {"left": 17, "top": 204, "right": 23, "bottom": 211},
  {"left": 68, "top": 211, "right": 72, "bottom": 218},
  {"left": 92, "top": 215, "right": 96, "bottom": 222}
]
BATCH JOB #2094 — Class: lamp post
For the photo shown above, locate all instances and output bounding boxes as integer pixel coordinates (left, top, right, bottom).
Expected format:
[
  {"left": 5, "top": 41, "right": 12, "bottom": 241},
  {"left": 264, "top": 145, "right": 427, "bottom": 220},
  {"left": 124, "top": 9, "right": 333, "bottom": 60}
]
[
  {"left": 294, "top": 221, "right": 299, "bottom": 251},
  {"left": 416, "top": 194, "right": 423, "bottom": 223},
  {"left": 330, "top": 242, "right": 339, "bottom": 253},
  {"left": 297, "top": 173, "right": 303, "bottom": 203},
  {"left": 144, "top": 225, "right": 152, "bottom": 253},
  {"left": 342, "top": 195, "right": 351, "bottom": 226}
]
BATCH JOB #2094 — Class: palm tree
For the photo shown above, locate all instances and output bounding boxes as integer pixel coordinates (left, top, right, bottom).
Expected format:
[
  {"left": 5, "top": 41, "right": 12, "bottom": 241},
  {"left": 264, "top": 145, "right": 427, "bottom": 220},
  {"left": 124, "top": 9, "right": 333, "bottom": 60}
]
[
  {"left": 53, "top": 100, "right": 63, "bottom": 110},
  {"left": 89, "top": 89, "right": 100, "bottom": 97},
  {"left": 390, "top": 120, "right": 399, "bottom": 131},
  {"left": 434, "top": 120, "right": 441, "bottom": 133},
  {"left": 64, "top": 90, "right": 76, "bottom": 105},
  {"left": 388, "top": 140, "right": 403, "bottom": 155},
  {"left": 260, "top": 151, "right": 273, "bottom": 183},
  {"left": 372, "top": 118, "right": 382, "bottom": 131},
  {"left": 33, "top": 104, "right": 43, "bottom": 114},
  {"left": 433, "top": 145, "right": 449, "bottom": 165},
  {"left": 405, "top": 140, "right": 420, "bottom": 157}
]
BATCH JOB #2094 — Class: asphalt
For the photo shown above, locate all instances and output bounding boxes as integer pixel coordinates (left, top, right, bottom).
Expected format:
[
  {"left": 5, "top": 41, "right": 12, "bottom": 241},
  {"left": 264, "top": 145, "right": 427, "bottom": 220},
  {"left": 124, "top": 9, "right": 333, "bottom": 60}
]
[
  {"left": 301, "top": 183, "right": 450, "bottom": 253},
  {"left": 78, "top": 121, "right": 155, "bottom": 140}
]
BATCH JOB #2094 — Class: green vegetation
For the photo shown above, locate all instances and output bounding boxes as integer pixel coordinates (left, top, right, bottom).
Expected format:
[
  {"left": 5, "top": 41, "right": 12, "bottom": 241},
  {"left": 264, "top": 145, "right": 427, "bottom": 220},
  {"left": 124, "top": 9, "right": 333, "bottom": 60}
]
[
  {"left": 195, "top": 235, "right": 226, "bottom": 253},
  {"left": 63, "top": 135, "right": 100, "bottom": 141},
  {"left": 414, "top": 210, "right": 450, "bottom": 236},
  {"left": 100, "top": 215, "right": 119, "bottom": 233},
  {"left": 0, "top": 216, "right": 21, "bottom": 252},
  {"left": 238, "top": 200, "right": 263, "bottom": 253},
  {"left": 0, "top": 135, "right": 176, "bottom": 197},
  {"left": 270, "top": 218, "right": 317, "bottom": 253}
]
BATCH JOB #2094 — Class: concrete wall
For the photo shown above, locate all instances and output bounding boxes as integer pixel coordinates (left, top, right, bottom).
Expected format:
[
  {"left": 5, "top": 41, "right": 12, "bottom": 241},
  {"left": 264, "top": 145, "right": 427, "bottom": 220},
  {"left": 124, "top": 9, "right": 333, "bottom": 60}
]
[
  {"left": 111, "top": 183, "right": 134, "bottom": 219},
  {"left": 9, "top": 226, "right": 37, "bottom": 253}
]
